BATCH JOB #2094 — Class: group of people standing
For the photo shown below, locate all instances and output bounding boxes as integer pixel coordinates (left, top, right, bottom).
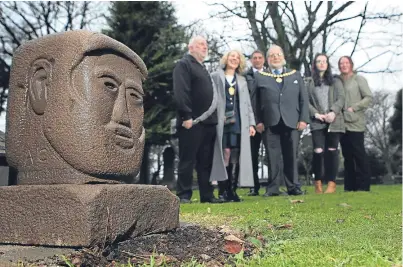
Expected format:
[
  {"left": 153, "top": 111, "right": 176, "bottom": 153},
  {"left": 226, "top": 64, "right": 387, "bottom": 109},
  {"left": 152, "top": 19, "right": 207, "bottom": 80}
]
[{"left": 173, "top": 36, "right": 372, "bottom": 204}]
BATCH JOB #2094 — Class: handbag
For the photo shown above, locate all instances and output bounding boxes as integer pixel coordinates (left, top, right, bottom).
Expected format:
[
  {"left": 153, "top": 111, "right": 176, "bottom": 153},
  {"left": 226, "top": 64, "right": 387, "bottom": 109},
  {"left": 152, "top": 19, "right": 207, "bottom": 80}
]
[{"left": 224, "top": 110, "right": 236, "bottom": 125}]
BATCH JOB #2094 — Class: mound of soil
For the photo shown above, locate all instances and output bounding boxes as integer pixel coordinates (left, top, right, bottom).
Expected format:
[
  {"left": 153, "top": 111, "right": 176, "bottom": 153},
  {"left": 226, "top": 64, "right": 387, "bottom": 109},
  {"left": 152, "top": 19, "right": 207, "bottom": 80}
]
[{"left": 26, "top": 223, "right": 256, "bottom": 267}]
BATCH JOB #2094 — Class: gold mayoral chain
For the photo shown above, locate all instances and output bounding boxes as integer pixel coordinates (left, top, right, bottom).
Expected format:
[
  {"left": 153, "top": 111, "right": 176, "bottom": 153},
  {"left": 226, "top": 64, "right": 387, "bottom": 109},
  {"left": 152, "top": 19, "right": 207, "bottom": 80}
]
[
  {"left": 228, "top": 81, "right": 236, "bottom": 95},
  {"left": 259, "top": 69, "right": 296, "bottom": 83}
]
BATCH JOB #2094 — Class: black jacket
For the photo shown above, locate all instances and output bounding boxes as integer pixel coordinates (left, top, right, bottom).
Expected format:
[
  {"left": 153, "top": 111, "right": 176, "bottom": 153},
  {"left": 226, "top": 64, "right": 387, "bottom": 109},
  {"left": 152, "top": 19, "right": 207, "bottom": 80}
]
[
  {"left": 173, "top": 54, "right": 217, "bottom": 126},
  {"left": 244, "top": 67, "right": 263, "bottom": 122}
]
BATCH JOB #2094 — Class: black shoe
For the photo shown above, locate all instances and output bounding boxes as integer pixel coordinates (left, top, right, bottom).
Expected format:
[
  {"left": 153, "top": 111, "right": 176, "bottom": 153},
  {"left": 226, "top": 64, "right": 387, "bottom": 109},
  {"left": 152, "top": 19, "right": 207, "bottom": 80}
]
[
  {"left": 263, "top": 192, "right": 280, "bottom": 197},
  {"left": 218, "top": 194, "right": 231, "bottom": 203},
  {"left": 248, "top": 189, "right": 259, "bottom": 196},
  {"left": 231, "top": 192, "right": 242, "bottom": 202},
  {"left": 288, "top": 188, "right": 304, "bottom": 196},
  {"left": 200, "top": 197, "right": 224, "bottom": 203},
  {"left": 179, "top": 198, "right": 191, "bottom": 204}
]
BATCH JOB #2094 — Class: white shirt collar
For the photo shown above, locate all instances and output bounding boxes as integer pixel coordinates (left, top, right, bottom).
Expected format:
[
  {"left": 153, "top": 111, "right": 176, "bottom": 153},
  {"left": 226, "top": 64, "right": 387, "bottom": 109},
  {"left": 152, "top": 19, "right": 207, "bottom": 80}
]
[{"left": 253, "top": 67, "right": 263, "bottom": 73}]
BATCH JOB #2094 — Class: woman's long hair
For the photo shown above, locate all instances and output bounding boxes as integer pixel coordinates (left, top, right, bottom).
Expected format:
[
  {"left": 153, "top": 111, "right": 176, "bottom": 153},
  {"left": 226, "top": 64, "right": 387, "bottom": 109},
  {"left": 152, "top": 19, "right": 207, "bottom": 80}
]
[{"left": 312, "top": 53, "right": 334, "bottom": 87}]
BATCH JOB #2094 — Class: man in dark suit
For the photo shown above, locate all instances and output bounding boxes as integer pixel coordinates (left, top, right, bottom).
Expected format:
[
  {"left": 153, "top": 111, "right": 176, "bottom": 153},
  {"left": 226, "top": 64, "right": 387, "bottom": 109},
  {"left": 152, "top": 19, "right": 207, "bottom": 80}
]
[
  {"left": 173, "top": 36, "right": 222, "bottom": 204},
  {"left": 245, "top": 50, "right": 265, "bottom": 196},
  {"left": 254, "top": 45, "right": 309, "bottom": 196}
]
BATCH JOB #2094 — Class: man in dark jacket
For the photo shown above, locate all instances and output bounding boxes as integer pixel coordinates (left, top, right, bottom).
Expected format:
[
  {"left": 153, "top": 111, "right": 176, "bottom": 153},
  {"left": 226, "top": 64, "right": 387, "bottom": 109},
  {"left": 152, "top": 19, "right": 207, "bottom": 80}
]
[
  {"left": 173, "top": 36, "right": 221, "bottom": 204},
  {"left": 245, "top": 50, "right": 265, "bottom": 196},
  {"left": 254, "top": 45, "right": 309, "bottom": 196}
]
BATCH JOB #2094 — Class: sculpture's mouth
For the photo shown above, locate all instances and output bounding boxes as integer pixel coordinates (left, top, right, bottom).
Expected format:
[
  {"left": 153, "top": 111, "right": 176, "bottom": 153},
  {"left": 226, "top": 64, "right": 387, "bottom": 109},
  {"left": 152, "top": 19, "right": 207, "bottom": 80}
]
[{"left": 106, "top": 123, "right": 134, "bottom": 149}]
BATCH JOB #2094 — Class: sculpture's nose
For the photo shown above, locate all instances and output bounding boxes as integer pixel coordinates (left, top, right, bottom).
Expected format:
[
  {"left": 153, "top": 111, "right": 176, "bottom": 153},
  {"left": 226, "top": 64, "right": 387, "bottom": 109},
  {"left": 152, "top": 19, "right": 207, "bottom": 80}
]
[{"left": 111, "top": 85, "right": 130, "bottom": 127}]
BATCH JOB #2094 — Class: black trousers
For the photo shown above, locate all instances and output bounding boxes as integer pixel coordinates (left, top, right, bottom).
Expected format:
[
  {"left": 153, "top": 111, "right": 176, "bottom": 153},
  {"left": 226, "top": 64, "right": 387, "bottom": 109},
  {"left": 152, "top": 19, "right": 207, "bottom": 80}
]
[
  {"left": 263, "top": 120, "right": 299, "bottom": 193},
  {"left": 250, "top": 132, "right": 262, "bottom": 192},
  {"left": 340, "top": 131, "right": 371, "bottom": 191},
  {"left": 176, "top": 124, "right": 216, "bottom": 201},
  {"left": 311, "top": 129, "right": 341, "bottom": 182}
]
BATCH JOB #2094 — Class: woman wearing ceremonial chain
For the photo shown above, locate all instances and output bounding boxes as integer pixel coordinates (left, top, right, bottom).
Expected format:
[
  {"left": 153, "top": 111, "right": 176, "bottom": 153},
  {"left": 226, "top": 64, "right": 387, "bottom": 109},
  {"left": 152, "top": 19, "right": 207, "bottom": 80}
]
[{"left": 209, "top": 50, "right": 256, "bottom": 202}]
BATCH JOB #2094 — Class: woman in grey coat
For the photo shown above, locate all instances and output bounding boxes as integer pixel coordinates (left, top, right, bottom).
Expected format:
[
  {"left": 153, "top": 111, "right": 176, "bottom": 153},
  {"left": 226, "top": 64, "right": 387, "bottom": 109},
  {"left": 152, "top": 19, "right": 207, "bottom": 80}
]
[
  {"left": 307, "top": 53, "right": 345, "bottom": 194},
  {"left": 210, "top": 50, "right": 256, "bottom": 202}
]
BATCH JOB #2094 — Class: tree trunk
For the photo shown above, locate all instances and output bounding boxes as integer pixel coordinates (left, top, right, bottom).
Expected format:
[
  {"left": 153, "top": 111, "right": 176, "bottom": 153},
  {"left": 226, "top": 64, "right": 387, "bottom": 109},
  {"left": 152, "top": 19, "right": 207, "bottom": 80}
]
[
  {"left": 162, "top": 146, "right": 175, "bottom": 189},
  {"left": 139, "top": 142, "right": 151, "bottom": 184}
]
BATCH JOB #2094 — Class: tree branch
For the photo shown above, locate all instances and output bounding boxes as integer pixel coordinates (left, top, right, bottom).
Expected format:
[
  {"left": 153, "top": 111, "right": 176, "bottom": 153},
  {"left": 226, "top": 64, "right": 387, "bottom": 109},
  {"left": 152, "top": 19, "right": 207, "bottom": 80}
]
[
  {"left": 350, "top": 2, "right": 368, "bottom": 57},
  {"left": 302, "top": 2, "right": 354, "bottom": 49}
]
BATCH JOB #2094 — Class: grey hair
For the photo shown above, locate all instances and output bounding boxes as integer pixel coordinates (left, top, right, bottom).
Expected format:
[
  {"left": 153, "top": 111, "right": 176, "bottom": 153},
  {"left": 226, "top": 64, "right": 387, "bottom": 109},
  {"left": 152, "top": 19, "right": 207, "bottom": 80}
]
[
  {"left": 188, "top": 36, "right": 206, "bottom": 46},
  {"left": 267, "top": 45, "right": 286, "bottom": 68}
]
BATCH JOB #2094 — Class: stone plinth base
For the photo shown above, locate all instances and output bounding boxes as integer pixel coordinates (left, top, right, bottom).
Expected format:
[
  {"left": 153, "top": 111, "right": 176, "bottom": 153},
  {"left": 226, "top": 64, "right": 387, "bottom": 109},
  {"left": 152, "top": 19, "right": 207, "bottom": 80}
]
[{"left": 0, "top": 184, "right": 179, "bottom": 247}]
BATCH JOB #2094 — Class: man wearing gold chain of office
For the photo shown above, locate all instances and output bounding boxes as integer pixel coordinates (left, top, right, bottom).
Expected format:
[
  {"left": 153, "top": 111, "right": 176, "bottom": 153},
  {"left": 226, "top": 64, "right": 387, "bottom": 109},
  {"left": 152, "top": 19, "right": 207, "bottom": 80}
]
[{"left": 254, "top": 45, "right": 309, "bottom": 196}]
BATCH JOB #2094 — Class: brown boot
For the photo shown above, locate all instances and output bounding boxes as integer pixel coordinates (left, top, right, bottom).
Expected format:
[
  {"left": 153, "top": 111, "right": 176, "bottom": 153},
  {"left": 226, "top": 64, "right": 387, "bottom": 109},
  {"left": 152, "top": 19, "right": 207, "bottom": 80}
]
[
  {"left": 314, "top": 180, "right": 323, "bottom": 194},
  {"left": 325, "top": 181, "right": 336, "bottom": 193}
]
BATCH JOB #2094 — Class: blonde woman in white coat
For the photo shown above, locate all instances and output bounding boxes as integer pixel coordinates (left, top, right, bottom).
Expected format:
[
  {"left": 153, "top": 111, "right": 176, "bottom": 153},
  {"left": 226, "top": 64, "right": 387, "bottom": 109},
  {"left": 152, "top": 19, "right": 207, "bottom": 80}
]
[{"left": 210, "top": 50, "right": 256, "bottom": 202}]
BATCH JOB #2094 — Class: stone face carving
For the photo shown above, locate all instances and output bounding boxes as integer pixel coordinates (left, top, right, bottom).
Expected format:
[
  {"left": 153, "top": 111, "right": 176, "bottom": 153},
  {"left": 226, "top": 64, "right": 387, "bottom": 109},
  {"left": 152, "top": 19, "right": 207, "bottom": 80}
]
[
  {"left": 1, "top": 31, "right": 180, "bottom": 248},
  {"left": 6, "top": 30, "right": 148, "bottom": 185}
]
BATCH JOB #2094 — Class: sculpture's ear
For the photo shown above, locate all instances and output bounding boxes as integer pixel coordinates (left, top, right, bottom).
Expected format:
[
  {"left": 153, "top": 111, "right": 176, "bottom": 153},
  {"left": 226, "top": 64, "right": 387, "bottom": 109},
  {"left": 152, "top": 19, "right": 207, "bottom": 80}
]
[{"left": 28, "top": 59, "right": 53, "bottom": 115}]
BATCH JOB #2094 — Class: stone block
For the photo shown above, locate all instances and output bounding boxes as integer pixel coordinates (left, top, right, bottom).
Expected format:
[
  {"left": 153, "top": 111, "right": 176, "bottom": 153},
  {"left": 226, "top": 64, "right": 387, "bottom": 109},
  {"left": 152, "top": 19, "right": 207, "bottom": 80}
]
[{"left": 0, "top": 184, "right": 179, "bottom": 247}]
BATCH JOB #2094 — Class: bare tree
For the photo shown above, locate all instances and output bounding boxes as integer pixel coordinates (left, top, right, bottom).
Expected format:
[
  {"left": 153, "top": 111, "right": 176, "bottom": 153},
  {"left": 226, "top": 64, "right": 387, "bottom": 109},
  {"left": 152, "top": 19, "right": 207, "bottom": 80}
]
[
  {"left": 0, "top": 1, "right": 108, "bottom": 113},
  {"left": 206, "top": 2, "right": 402, "bottom": 76},
  {"left": 365, "top": 91, "right": 400, "bottom": 179}
]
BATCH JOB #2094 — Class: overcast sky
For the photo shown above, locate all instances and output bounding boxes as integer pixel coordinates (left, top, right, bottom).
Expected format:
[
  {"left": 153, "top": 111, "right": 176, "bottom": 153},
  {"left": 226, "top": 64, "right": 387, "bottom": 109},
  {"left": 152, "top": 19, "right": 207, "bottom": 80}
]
[{"left": 0, "top": 1, "right": 401, "bottom": 132}]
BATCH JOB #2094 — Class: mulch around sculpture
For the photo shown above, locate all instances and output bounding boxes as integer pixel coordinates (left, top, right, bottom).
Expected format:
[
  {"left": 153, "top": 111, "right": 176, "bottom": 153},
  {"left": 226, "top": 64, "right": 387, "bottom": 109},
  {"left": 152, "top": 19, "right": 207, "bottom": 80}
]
[{"left": 23, "top": 223, "right": 257, "bottom": 267}]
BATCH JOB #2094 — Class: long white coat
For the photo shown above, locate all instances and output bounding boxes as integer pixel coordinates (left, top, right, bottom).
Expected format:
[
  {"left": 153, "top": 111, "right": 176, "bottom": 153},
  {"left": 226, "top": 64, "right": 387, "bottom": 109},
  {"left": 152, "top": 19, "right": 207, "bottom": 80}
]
[{"left": 209, "top": 68, "right": 256, "bottom": 187}]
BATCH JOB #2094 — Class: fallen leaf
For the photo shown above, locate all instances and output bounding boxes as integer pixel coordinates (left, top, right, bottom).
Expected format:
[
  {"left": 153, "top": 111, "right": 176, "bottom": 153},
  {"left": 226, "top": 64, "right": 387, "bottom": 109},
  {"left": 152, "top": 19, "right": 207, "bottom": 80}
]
[
  {"left": 364, "top": 215, "right": 372, "bottom": 219},
  {"left": 277, "top": 224, "right": 293, "bottom": 229},
  {"left": 224, "top": 240, "right": 243, "bottom": 254},
  {"left": 290, "top": 199, "right": 304, "bottom": 204},
  {"left": 200, "top": 254, "right": 211, "bottom": 260},
  {"left": 339, "top": 203, "right": 352, "bottom": 208},
  {"left": 224, "top": 234, "right": 244, "bottom": 243},
  {"left": 336, "top": 219, "right": 345, "bottom": 223},
  {"left": 267, "top": 224, "right": 275, "bottom": 230},
  {"left": 219, "top": 225, "right": 231, "bottom": 234}
]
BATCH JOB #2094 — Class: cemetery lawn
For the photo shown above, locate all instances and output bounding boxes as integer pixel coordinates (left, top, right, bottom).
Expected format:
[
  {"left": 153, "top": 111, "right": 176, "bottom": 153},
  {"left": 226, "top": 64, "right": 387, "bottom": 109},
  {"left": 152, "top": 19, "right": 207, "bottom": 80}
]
[{"left": 179, "top": 185, "right": 402, "bottom": 267}]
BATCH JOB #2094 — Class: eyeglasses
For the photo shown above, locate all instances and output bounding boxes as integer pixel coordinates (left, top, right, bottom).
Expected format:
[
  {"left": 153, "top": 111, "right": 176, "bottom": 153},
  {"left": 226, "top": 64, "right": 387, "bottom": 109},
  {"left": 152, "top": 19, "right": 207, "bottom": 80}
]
[
  {"left": 316, "top": 60, "right": 328, "bottom": 64},
  {"left": 269, "top": 53, "right": 283, "bottom": 58}
]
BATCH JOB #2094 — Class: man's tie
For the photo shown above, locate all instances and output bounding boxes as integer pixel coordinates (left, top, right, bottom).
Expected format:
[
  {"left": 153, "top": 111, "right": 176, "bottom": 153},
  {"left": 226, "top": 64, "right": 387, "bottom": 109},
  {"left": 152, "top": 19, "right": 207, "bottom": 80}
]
[{"left": 274, "top": 69, "right": 280, "bottom": 75}]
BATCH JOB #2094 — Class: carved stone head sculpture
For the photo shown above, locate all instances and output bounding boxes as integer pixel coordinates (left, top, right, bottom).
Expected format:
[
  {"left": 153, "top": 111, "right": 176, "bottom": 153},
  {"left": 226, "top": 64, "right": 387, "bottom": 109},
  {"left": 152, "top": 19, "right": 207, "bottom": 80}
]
[{"left": 5, "top": 30, "right": 148, "bottom": 185}]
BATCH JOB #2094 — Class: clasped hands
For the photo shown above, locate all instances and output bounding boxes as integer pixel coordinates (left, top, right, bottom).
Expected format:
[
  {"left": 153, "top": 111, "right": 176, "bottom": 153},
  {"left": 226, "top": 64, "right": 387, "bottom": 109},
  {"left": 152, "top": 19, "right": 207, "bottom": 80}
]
[{"left": 315, "top": 111, "right": 336, "bottom": 123}]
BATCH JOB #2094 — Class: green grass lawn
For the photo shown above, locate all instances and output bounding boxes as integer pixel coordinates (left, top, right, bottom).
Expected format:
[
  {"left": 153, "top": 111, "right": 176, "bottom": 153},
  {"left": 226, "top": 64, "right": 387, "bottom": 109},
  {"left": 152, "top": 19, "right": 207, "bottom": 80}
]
[{"left": 180, "top": 185, "right": 402, "bottom": 267}]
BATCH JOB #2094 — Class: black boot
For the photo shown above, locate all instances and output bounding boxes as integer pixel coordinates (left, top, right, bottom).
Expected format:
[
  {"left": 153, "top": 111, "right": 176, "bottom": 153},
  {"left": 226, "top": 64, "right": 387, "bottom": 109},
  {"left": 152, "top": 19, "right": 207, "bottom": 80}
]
[
  {"left": 231, "top": 163, "right": 241, "bottom": 202},
  {"left": 225, "top": 165, "right": 235, "bottom": 201},
  {"left": 218, "top": 180, "right": 230, "bottom": 202}
]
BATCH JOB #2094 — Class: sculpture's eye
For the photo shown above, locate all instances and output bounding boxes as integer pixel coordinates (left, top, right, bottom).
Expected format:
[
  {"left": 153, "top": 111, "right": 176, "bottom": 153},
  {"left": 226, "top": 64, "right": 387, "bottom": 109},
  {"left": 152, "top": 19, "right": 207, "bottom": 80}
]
[
  {"left": 104, "top": 81, "right": 118, "bottom": 92},
  {"left": 127, "top": 88, "right": 143, "bottom": 104}
]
